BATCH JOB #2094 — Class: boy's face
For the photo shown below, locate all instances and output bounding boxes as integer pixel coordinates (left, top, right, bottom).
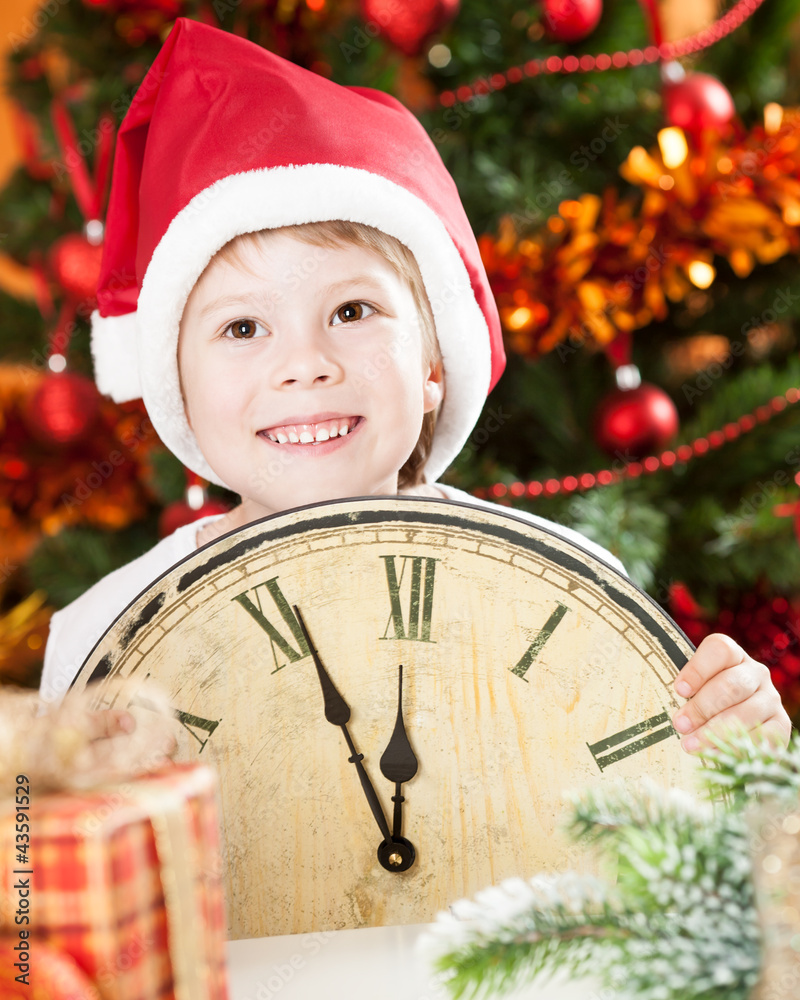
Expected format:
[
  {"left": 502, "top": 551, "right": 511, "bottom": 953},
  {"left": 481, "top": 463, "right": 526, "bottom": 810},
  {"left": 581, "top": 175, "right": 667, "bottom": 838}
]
[{"left": 178, "top": 232, "right": 443, "bottom": 517}]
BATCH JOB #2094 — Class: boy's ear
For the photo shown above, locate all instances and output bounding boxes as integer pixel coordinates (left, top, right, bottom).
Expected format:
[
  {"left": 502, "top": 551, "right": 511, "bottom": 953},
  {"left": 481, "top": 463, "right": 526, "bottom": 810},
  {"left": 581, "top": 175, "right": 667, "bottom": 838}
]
[{"left": 423, "top": 359, "right": 445, "bottom": 413}]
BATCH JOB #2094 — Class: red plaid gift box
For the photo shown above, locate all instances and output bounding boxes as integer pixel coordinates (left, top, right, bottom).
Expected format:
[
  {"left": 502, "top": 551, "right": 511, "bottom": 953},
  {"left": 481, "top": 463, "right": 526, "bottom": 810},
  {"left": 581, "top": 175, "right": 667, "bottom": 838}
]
[{"left": 0, "top": 762, "right": 229, "bottom": 1000}]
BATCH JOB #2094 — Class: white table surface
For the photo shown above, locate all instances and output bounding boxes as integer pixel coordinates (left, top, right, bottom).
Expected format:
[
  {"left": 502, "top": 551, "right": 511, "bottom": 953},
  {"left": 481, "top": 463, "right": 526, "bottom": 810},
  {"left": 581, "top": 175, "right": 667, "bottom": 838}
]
[{"left": 226, "top": 923, "right": 608, "bottom": 1000}]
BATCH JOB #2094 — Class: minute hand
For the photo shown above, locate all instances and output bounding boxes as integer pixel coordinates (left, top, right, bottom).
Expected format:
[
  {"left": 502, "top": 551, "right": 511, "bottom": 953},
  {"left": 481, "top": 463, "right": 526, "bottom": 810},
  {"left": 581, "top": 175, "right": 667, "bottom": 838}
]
[{"left": 293, "top": 605, "right": 392, "bottom": 844}]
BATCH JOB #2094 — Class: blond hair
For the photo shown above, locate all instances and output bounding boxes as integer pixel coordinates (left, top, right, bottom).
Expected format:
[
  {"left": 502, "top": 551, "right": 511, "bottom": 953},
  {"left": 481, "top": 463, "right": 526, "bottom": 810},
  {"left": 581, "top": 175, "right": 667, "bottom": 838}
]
[{"left": 206, "top": 220, "right": 442, "bottom": 488}]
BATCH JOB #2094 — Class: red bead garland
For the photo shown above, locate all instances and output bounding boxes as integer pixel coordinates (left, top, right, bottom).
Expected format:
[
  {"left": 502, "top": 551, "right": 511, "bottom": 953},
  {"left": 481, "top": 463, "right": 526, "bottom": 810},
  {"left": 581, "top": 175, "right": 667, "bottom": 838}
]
[
  {"left": 476, "top": 389, "right": 800, "bottom": 502},
  {"left": 436, "top": 0, "right": 765, "bottom": 109}
]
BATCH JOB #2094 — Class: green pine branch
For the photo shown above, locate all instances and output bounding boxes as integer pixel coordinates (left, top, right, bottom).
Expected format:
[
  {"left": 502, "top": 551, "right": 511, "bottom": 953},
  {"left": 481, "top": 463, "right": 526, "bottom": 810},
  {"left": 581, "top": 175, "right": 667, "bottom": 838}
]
[
  {"left": 697, "top": 726, "right": 800, "bottom": 803},
  {"left": 422, "top": 873, "right": 625, "bottom": 1000}
]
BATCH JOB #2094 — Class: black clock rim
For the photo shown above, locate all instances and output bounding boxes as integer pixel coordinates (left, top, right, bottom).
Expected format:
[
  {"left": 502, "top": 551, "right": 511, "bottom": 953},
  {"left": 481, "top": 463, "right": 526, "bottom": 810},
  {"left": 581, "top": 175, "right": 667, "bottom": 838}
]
[{"left": 73, "top": 494, "right": 695, "bottom": 689}]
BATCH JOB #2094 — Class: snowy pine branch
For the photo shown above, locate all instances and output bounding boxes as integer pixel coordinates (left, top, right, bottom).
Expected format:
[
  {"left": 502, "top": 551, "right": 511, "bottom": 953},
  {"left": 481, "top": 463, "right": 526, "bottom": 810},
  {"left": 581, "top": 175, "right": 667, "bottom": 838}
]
[{"left": 419, "top": 730, "right": 800, "bottom": 1000}]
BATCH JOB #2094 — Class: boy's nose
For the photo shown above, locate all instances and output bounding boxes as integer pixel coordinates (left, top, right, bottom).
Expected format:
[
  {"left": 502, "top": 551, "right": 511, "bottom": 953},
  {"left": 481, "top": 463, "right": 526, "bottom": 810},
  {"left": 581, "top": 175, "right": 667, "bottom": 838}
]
[{"left": 268, "top": 331, "right": 345, "bottom": 388}]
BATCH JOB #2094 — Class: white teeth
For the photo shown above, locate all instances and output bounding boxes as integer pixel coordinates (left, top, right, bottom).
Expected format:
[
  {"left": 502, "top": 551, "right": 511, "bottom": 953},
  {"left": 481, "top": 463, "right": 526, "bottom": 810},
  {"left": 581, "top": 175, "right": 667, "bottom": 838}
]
[{"left": 265, "top": 419, "right": 356, "bottom": 443}]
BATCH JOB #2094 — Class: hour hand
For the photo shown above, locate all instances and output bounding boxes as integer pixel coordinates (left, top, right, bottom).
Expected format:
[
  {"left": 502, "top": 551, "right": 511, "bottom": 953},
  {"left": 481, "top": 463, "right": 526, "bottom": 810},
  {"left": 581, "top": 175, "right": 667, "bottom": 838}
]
[{"left": 380, "top": 664, "right": 418, "bottom": 839}]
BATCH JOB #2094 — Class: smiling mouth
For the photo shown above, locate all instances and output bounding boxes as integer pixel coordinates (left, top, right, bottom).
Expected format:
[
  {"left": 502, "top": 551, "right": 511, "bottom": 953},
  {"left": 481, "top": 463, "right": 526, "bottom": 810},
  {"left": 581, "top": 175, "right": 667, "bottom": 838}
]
[{"left": 258, "top": 416, "right": 362, "bottom": 445}]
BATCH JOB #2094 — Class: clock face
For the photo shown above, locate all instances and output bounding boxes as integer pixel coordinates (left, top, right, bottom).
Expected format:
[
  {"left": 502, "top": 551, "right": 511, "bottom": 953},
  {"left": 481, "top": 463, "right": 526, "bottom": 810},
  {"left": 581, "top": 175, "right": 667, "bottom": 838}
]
[{"left": 70, "top": 497, "right": 700, "bottom": 940}]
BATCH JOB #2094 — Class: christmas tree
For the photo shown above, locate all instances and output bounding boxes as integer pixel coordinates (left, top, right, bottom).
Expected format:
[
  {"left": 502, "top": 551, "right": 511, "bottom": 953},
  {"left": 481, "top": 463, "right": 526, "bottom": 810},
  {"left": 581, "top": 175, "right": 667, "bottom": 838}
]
[{"left": 1, "top": 0, "right": 800, "bottom": 716}]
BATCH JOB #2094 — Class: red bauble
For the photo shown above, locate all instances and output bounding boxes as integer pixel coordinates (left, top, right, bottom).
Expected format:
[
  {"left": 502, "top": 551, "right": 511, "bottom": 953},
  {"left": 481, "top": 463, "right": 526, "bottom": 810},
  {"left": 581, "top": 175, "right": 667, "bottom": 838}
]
[
  {"left": 49, "top": 234, "right": 104, "bottom": 302},
  {"left": 24, "top": 372, "right": 100, "bottom": 446},
  {"left": 593, "top": 383, "right": 679, "bottom": 459},
  {"left": 662, "top": 73, "right": 735, "bottom": 140},
  {"left": 159, "top": 496, "right": 231, "bottom": 538},
  {"left": 360, "top": 0, "right": 460, "bottom": 57},
  {"left": 543, "top": 0, "right": 603, "bottom": 43}
]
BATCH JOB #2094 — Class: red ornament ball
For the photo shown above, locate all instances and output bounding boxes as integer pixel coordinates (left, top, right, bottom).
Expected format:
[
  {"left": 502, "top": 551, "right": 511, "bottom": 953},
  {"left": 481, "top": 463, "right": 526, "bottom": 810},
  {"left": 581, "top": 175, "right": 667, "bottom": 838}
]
[
  {"left": 593, "top": 383, "right": 679, "bottom": 460},
  {"left": 542, "top": 0, "right": 603, "bottom": 43},
  {"left": 662, "top": 73, "right": 735, "bottom": 139},
  {"left": 360, "top": 0, "right": 460, "bottom": 57},
  {"left": 49, "top": 233, "right": 104, "bottom": 302},
  {"left": 25, "top": 372, "right": 100, "bottom": 446},
  {"left": 159, "top": 496, "right": 231, "bottom": 538}
]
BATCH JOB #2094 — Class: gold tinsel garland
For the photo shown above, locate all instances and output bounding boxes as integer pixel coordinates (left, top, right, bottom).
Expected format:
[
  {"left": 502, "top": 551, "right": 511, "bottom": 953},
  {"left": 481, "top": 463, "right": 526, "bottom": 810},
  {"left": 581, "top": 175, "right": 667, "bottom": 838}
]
[{"left": 479, "top": 108, "right": 800, "bottom": 359}]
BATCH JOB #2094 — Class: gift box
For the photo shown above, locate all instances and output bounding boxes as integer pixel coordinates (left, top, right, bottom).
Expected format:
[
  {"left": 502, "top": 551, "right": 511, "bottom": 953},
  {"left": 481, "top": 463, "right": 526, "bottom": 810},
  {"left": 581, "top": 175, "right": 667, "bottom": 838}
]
[{"left": 0, "top": 761, "right": 229, "bottom": 1000}]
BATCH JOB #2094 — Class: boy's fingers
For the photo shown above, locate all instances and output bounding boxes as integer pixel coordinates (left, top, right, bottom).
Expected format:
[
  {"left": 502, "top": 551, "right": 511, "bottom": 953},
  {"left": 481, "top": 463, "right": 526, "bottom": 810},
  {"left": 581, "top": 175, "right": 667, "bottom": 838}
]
[
  {"left": 87, "top": 709, "right": 136, "bottom": 741},
  {"left": 673, "top": 633, "right": 747, "bottom": 698},
  {"left": 672, "top": 660, "right": 763, "bottom": 734},
  {"left": 680, "top": 711, "right": 790, "bottom": 754},
  {"left": 676, "top": 694, "right": 784, "bottom": 752}
]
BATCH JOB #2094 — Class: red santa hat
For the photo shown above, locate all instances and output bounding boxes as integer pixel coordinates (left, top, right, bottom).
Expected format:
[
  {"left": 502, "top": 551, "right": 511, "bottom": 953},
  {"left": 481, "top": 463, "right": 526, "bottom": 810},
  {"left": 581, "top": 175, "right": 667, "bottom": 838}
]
[{"left": 92, "top": 16, "right": 505, "bottom": 487}]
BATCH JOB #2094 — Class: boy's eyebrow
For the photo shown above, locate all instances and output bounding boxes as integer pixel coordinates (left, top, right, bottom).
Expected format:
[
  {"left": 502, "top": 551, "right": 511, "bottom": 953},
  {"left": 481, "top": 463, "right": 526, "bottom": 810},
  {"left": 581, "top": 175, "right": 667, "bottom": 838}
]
[
  {"left": 320, "top": 275, "right": 390, "bottom": 298},
  {"left": 197, "top": 275, "right": 390, "bottom": 320}
]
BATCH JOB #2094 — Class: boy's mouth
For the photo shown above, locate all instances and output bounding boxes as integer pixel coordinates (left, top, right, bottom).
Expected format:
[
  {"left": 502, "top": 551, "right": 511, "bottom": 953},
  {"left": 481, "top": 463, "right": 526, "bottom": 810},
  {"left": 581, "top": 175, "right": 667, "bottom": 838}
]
[{"left": 258, "top": 415, "right": 361, "bottom": 445}]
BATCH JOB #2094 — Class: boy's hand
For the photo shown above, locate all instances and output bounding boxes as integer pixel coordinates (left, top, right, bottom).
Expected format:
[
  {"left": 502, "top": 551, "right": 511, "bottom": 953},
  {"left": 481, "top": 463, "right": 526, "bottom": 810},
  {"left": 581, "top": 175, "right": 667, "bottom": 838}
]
[
  {"left": 671, "top": 633, "right": 792, "bottom": 752},
  {"left": 86, "top": 708, "right": 178, "bottom": 764},
  {"left": 87, "top": 708, "right": 137, "bottom": 740}
]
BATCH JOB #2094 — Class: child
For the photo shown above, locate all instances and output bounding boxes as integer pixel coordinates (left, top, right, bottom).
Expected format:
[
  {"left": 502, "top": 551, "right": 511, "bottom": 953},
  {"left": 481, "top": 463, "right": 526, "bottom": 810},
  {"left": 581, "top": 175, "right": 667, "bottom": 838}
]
[{"left": 40, "top": 18, "right": 790, "bottom": 755}]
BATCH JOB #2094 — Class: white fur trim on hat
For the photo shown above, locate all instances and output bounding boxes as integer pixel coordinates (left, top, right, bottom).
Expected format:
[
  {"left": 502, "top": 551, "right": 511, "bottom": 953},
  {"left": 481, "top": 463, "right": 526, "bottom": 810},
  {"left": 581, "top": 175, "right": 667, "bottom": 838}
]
[
  {"left": 90, "top": 309, "right": 142, "bottom": 403},
  {"left": 124, "top": 163, "right": 491, "bottom": 488}
]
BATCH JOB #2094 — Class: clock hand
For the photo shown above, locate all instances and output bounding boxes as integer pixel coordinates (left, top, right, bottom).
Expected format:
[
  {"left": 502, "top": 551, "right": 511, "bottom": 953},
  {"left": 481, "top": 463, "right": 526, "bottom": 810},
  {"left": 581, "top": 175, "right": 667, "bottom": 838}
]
[
  {"left": 293, "top": 604, "right": 392, "bottom": 845},
  {"left": 379, "top": 664, "right": 418, "bottom": 839}
]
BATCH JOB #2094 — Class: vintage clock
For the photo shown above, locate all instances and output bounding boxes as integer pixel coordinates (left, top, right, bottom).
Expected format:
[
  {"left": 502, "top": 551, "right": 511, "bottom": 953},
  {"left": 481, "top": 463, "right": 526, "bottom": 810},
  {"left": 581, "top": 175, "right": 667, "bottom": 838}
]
[{"left": 69, "top": 496, "right": 701, "bottom": 940}]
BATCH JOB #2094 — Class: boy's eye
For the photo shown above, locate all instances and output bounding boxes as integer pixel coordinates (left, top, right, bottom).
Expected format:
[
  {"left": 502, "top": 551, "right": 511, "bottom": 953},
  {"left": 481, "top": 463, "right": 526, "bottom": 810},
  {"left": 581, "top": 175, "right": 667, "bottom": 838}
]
[
  {"left": 224, "top": 319, "right": 268, "bottom": 340},
  {"left": 332, "top": 301, "right": 375, "bottom": 326}
]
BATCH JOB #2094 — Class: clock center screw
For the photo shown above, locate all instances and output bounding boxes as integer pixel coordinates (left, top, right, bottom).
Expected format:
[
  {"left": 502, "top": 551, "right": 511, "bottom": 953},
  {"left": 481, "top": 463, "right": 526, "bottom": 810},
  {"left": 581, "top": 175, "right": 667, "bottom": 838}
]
[{"left": 377, "top": 836, "right": 416, "bottom": 873}]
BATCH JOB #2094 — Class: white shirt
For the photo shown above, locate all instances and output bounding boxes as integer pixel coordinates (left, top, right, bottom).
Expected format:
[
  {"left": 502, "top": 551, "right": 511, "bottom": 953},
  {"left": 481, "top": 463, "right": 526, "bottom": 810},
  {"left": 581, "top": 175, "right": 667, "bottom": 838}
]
[{"left": 39, "top": 483, "right": 627, "bottom": 709}]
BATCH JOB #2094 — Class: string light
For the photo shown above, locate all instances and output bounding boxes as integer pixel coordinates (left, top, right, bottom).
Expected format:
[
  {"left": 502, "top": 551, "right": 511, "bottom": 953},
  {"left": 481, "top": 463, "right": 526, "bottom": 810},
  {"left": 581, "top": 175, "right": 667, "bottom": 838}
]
[
  {"left": 687, "top": 260, "right": 716, "bottom": 289},
  {"left": 764, "top": 102, "right": 784, "bottom": 135},
  {"left": 506, "top": 307, "right": 534, "bottom": 330},
  {"left": 428, "top": 44, "right": 452, "bottom": 68},
  {"left": 657, "top": 127, "right": 689, "bottom": 169}
]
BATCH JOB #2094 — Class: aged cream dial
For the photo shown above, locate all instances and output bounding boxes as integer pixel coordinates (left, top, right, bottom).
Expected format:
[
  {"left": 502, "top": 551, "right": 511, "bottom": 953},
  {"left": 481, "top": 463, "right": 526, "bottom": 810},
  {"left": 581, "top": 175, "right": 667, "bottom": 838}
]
[{"left": 69, "top": 497, "right": 701, "bottom": 939}]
